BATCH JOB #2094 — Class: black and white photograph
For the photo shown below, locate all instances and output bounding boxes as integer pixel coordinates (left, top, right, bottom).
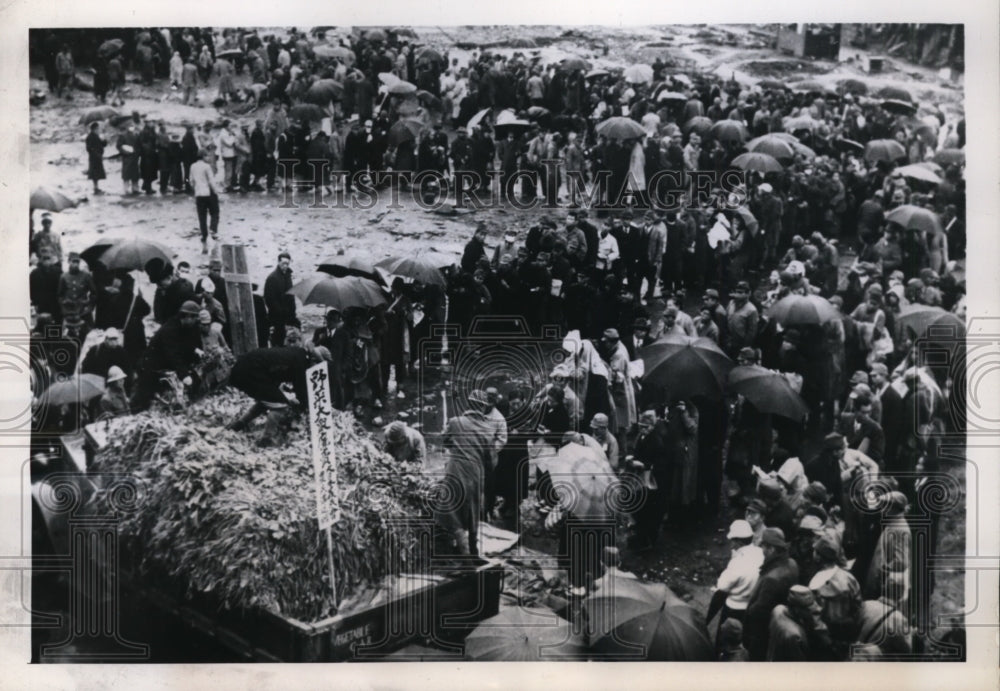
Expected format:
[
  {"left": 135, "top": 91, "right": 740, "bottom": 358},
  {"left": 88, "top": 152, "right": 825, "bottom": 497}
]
[{"left": 2, "top": 2, "right": 998, "bottom": 688}]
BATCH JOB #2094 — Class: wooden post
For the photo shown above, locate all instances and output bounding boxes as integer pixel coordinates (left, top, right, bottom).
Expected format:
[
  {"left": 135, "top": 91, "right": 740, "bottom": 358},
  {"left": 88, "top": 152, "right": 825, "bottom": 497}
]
[{"left": 220, "top": 244, "right": 259, "bottom": 356}]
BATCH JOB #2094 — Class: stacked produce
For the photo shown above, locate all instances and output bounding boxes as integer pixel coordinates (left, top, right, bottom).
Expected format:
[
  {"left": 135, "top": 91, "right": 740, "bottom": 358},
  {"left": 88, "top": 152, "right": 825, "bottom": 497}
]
[{"left": 91, "top": 391, "right": 437, "bottom": 622}]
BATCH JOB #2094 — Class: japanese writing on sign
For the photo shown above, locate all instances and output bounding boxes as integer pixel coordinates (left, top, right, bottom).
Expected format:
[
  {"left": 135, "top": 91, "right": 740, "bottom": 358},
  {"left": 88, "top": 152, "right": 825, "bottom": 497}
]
[{"left": 307, "top": 361, "right": 340, "bottom": 529}]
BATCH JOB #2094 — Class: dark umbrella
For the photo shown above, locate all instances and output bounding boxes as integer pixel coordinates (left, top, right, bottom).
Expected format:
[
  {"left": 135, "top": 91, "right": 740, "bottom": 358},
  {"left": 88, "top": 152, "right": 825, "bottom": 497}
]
[
  {"left": 767, "top": 294, "right": 839, "bottom": 326},
  {"left": 80, "top": 238, "right": 122, "bottom": 268},
  {"left": 934, "top": 148, "right": 965, "bottom": 166},
  {"left": 30, "top": 186, "right": 77, "bottom": 212},
  {"left": 709, "top": 119, "right": 749, "bottom": 144},
  {"left": 304, "top": 79, "right": 344, "bottom": 105},
  {"left": 559, "top": 57, "right": 591, "bottom": 73},
  {"left": 896, "top": 305, "right": 965, "bottom": 342},
  {"left": 727, "top": 365, "right": 809, "bottom": 421},
  {"left": 97, "top": 39, "right": 124, "bottom": 59},
  {"left": 216, "top": 49, "right": 243, "bottom": 60},
  {"left": 596, "top": 116, "right": 648, "bottom": 141},
  {"left": 365, "top": 29, "right": 387, "bottom": 42},
  {"left": 94, "top": 237, "right": 173, "bottom": 271},
  {"left": 376, "top": 253, "right": 449, "bottom": 286},
  {"left": 881, "top": 99, "right": 918, "bottom": 116},
  {"left": 757, "top": 79, "right": 786, "bottom": 90},
  {"left": 837, "top": 78, "right": 868, "bottom": 96},
  {"left": 507, "top": 37, "right": 538, "bottom": 49},
  {"left": 682, "top": 116, "right": 713, "bottom": 137},
  {"left": 38, "top": 374, "right": 106, "bottom": 407},
  {"left": 289, "top": 103, "right": 327, "bottom": 122},
  {"left": 288, "top": 274, "right": 387, "bottom": 309},
  {"left": 833, "top": 137, "right": 865, "bottom": 153},
  {"left": 386, "top": 80, "right": 418, "bottom": 96},
  {"left": 416, "top": 47, "right": 444, "bottom": 64},
  {"left": 731, "top": 152, "right": 783, "bottom": 173},
  {"left": 316, "top": 251, "right": 380, "bottom": 279},
  {"left": 464, "top": 607, "right": 587, "bottom": 661},
  {"left": 416, "top": 90, "right": 443, "bottom": 111},
  {"left": 864, "top": 139, "right": 907, "bottom": 164},
  {"left": 78, "top": 106, "right": 121, "bottom": 126},
  {"left": 386, "top": 118, "right": 424, "bottom": 147},
  {"left": 885, "top": 204, "right": 943, "bottom": 235},
  {"left": 640, "top": 335, "right": 734, "bottom": 401},
  {"left": 584, "top": 576, "right": 713, "bottom": 661},
  {"left": 876, "top": 86, "right": 913, "bottom": 102}
]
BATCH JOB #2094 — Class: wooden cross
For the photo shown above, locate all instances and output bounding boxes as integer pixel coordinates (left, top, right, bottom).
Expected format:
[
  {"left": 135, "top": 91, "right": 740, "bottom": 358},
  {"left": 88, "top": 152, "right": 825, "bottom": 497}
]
[{"left": 220, "top": 244, "right": 259, "bottom": 357}]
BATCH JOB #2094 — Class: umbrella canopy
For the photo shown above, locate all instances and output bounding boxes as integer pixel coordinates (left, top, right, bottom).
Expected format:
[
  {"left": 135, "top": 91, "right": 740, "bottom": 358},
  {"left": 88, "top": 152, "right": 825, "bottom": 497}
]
[
  {"left": 893, "top": 163, "right": 942, "bottom": 185},
  {"left": 387, "top": 118, "right": 424, "bottom": 146},
  {"left": 314, "top": 45, "right": 354, "bottom": 61},
  {"left": 507, "top": 37, "right": 538, "bottom": 49},
  {"left": 783, "top": 115, "right": 819, "bottom": 133},
  {"left": 316, "top": 251, "right": 380, "bottom": 279},
  {"left": 656, "top": 91, "right": 687, "bottom": 103},
  {"left": 834, "top": 137, "right": 865, "bottom": 153},
  {"left": 80, "top": 238, "right": 121, "bottom": 268},
  {"left": 38, "top": 374, "right": 105, "bottom": 408},
  {"left": 914, "top": 160, "right": 944, "bottom": 175},
  {"left": 289, "top": 103, "right": 327, "bottom": 122},
  {"left": 682, "top": 116, "right": 713, "bottom": 137},
  {"left": 97, "top": 39, "right": 124, "bottom": 59},
  {"left": 732, "top": 206, "right": 759, "bottom": 236},
  {"left": 757, "top": 79, "right": 786, "bottom": 90},
  {"left": 885, "top": 204, "right": 943, "bottom": 235},
  {"left": 837, "top": 78, "right": 868, "bottom": 96},
  {"left": 559, "top": 57, "right": 591, "bottom": 73},
  {"left": 767, "top": 294, "right": 839, "bottom": 326},
  {"left": 585, "top": 68, "right": 610, "bottom": 80},
  {"left": 465, "top": 607, "right": 587, "bottom": 661},
  {"left": 790, "top": 80, "right": 829, "bottom": 94},
  {"left": 934, "top": 148, "right": 965, "bottom": 167},
  {"left": 727, "top": 366, "right": 809, "bottom": 421},
  {"left": 731, "top": 152, "right": 783, "bottom": 174},
  {"left": 78, "top": 106, "right": 120, "bottom": 126},
  {"left": 864, "top": 139, "right": 907, "bottom": 164},
  {"left": 881, "top": 99, "right": 918, "bottom": 116},
  {"left": 623, "top": 64, "right": 654, "bottom": 84},
  {"left": 526, "top": 106, "right": 550, "bottom": 120},
  {"left": 216, "top": 49, "right": 243, "bottom": 60},
  {"left": 640, "top": 335, "right": 734, "bottom": 401},
  {"left": 535, "top": 442, "right": 615, "bottom": 520},
  {"left": 466, "top": 107, "right": 492, "bottom": 133},
  {"left": 386, "top": 80, "right": 418, "bottom": 95},
  {"left": 288, "top": 274, "right": 387, "bottom": 309},
  {"left": 416, "top": 90, "right": 443, "bottom": 111},
  {"left": 391, "top": 28, "right": 419, "bottom": 38},
  {"left": 896, "top": 305, "right": 965, "bottom": 341},
  {"left": 416, "top": 47, "right": 444, "bottom": 64},
  {"left": 304, "top": 79, "right": 344, "bottom": 105},
  {"left": 93, "top": 237, "right": 172, "bottom": 271},
  {"left": 30, "top": 186, "right": 77, "bottom": 212},
  {"left": 876, "top": 86, "right": 913, "bottom": 102},
  {"left": 596, "top": 116, "right": 648, "bottom": 141},
  {"left": 670, "top": 73, "right": 693, "bottom": 86},
  {"left": 365, "top": 29, "right": 387, "bottom": 42},
  {"left": 747, "top": 133, "right": 816, "bottom": 161},
  {"left": 709, "top": 119, "right": 749, "bottom": 144},
  {"left": 584, "top": 577, "right": 713, "bottom": 661},
  {"left": 376, "top": 253, "right": 448, "bottom": 286}
]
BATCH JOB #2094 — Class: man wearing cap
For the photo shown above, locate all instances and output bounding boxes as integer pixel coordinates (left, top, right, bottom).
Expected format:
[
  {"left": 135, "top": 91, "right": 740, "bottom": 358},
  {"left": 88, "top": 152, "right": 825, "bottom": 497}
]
[
  {"left": 383, "top": 420, "right": 427, "bottom": 469},
  {"left": 58, "top": 253, "right": 97, "bottom": 330},
  {"left": 99, "top": 365, "right": 130, "bottom": 417},
  {"left": 33, "top": 213, "right": 63, "bottom": 265},
  {"left": 725, "top": 281, "right": 758, "bottom": 358},
  {"left": 751, "top": 182, "right": 783, "bottom": 264},
  {"left": 766, "top": 585, "right": 830, "bottom": 661},
  {"left": 628, "top": 410, "right": 669, "bottom": 551},
  {"left": 708, "top": 520, "right": 765, "bottom": 638},
  {"left": 130, "top": 300, "right": 203, "bottom": 412},
  {"left": 461, "top": 224, "right": 488, "bottom": 274},
  {"left": 81, "top": 328, "right": 132, "bottom": 386},
  {"left": 702, "top": 288, "right": 728, "bottom": 343},
  {"left": 492, "top": 230, "right": 520, "bottom": 268},
  {"left": 744, "top": 527, "right": 800, "bottom": 660},
  {"left": 810, "top": 538, "right": 862, "bottom": 656},
  {"left": 601, "top": 328, "right": 636, "bottom": 439}
]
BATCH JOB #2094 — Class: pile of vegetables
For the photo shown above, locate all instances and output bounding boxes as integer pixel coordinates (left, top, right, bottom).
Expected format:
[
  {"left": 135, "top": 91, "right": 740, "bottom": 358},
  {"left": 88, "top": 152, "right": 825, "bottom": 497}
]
[{"left": 91, "top": 391, "right": 437, "bottom": 622}]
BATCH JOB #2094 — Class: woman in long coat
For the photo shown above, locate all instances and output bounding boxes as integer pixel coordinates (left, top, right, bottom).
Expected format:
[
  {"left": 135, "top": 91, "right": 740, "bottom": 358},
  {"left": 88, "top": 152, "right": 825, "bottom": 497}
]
[
  {"left": 603, "top": 329, "right": 636, "bottom": 439},
  {"left": 85, "top": 123, "right": 106, "bottom": 194}
]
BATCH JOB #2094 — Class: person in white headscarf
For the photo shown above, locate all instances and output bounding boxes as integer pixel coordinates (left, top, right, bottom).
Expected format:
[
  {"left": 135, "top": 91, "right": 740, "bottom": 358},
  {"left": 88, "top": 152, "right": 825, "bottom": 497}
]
[{"left": 562, "top": 329, "right": 612, "bottom": 424}]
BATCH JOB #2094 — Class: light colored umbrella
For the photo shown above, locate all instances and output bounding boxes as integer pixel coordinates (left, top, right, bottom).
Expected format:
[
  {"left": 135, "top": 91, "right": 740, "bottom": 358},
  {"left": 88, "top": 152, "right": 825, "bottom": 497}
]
[
  {"left": 747, "top": 133, "right": 815, "bottom": 161},
  {"left": 731, "top": 152, "right": 783, "bottom": 173},
  {"left": 767, "top": 294, "right": 839, "bottom": 326},
  {"left": 596, "top": 116, "right": 648, "bottom": 140},
  {"left": 30, "top": 186, "right": 77, "bottom": 212},
  {"left": 465, "top": 107, "right": 491, "bottom": 133},
  {"left": 893, "top": 164, "right": 942, "bottom": 185},
  {"left": 864, "top": 139, "right": 907, "bottom": 164},
  {"left": 78, "top": 106, "right": 120, "bottom": 126},
  {"left": 386, "top": 80, "right": 418, "bottom": 95},
  {"left": 464, "top": 607, "right": 587, "bottom": 661},
  {"left": 934, "top": 148, "right": 964, "bottom": 167},
  {"left": 623, "top": 64, "right": 654, "bottom": 84},
  {"left": 39, "top": 374, "right": 105, "bottom": 407},
  {"left": 885, "top": 204, "right": 944, "bottom": 235}
]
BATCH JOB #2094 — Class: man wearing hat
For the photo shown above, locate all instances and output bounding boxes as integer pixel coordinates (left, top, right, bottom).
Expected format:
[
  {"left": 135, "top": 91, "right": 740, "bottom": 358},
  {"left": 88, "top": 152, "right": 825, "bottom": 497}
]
[
  {"left": 32, "top": 212, "right": 63, "bottom": 265},
  {"left": 130, "top": 300, "right": 204, "bottom": 412},
  {"left": 708, "top": 520, "right": 765, "bottom": 639},
  {"left": 717, "top": 619, "right": 749, "bottom": 661},
  {"left": 744, "top": 527, "right": 800, "bottom": 660},
  {"left": 766, "top": 585, "right": 829, "bottom": 661},
  {"left": 492, "top": 229, "right": 520, "bottom": 268},
  {"left": 30, "top": 251, "right": 63, "bottom": 323},
  {"left": 601, "top": 328, "right": 636, "bottom": 438},
  {"left": 99, "top": 365, "right": 130, "bottom": 417},
  {"left": 809, "top": 538, "right": 862, "bottom": 657},
  {"left": 752, "top": 182, "right": 783, "bottom": 264},
  {"left": 628, "top": 410, "right": 668, "bottom": 551},
  {"left": 58, "top": 252, "right": 97, "bottom": 331},
  {"left": 725, "top": 280, "right": 758, "bottom": 358},
  {"left": 701, "top": 288, "right": 728, "bottom": 342},
  {"left": 461, "top": 223, "right": 488, "bottom": 274},
  {"left": 383, "top": 420, "right": 427, "bottom": 468},
  {"left": 843, "top": 386, "right": 885, "bottom": 464},
  {"left": 587, "top": 413, "right": 619, "bottom": 472},
  {"left": 638, "top": 210, "right": 667, "bottom": 302},
  {"left": 757, "top": 475, "right": 797, "bottom": 540},
  {"left": 81, "top": 327, "right": 132, "bottom": 386},
  {"left": 805, "top": 433, "right": 849, "bottom": 507}
]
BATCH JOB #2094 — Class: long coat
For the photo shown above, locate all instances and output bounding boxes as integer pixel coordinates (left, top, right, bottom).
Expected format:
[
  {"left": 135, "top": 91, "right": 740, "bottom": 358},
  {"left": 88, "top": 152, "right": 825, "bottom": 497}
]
[
  {"left": 86, "top": 132, "right": 106, "bottom": 181},
  {"left": 744, "top": 552, "right": 799, "bottom": 661},
  {"left": 438, "top": 410, "right": 493, "bottom": 555},
  {"left": 607, "top": 340, "right": 636, "bottom": 433},
  {"left": 668, "top": 403, "right": 700, "bottom": 508},
  {"left": 117, "top": 130, "right": 140, "bottom": 181}
]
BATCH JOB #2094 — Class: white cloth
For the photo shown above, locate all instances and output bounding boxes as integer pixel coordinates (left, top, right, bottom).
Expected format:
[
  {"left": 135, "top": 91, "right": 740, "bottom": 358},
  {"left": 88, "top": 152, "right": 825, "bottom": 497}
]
[
  {"left": 189, "top": 160, "right": 219, "bottom": 197},
  {"left": 715, "top": 544, "right": 765, "bottom": 610}
]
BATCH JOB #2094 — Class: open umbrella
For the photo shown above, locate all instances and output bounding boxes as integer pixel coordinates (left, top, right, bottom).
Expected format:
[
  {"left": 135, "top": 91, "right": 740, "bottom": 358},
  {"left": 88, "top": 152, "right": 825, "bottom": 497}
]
[
  {"left": 387, "top": 118, "right": 424, "bottom": 147},
  {"left": 596, "top": 116, "right": 647, "bottom": 141},
  {"left": 416, "top": 90, "right": 443, "bottom": 111},
  {"left": 365, "top": 29, "right": 387, "bottom": 42},
  {"left": 623, "top": 64, "right": 654, "bottom": 84},
  {"left": 314, "top": 45, "right": 354, "bottom": 61},
  {"left": 78, "top": 106, "right": 120, "bottom": 126},
  {"left": 893, "top": 164, "right": 942, "bottom": 186},
  {"left": 757, "top": 79, "right": 786, "bottom": 90},
  {"left": 837, "top": 78, "right": 868, "bottom": 96},
  {"left": 885, "top": 204, "right": 943, "bottom": 235},
  {"left": 376, "top": 253, "right": 448, "bottom": 286},
  {"left": 507, "top": 37, "right": 538, "bottom": 49},
  {"left": 656, "top": 91, "right": 687, "bottom": 104},
  {"left": 216, "top": 48, "right": 243, "bottom": 60},
  {"left": 767, "top": 294, "right": 839, "bottom": 326},
  {"left": 493, "top": 109, "right": 532, "bottom": 137},
  {"left": 864, "top": 139, "right": 906, "bottom": 164},
  {"left": 896, "top": 305, "right": 965, "bottom": 342},
  {"left": 535, "top": 441, "right": 615, "bottom": 520},
  {"left": 881, "top": 99, "right": 917, "bottom": 116},
  {"left": 289, "top": 103, "right": 327, "bottom": 122},
  {"left": 709, "top": 119, "right": 749, "bottom": 144},
  {"left": 731, "top": 152, "right": 783, "bottom": 174},
  {"left": 682, "top": 116, "right": 713, "bottom": 137},
  {"left": 790, "top": 80, "right": 829, "bottom": 94},
  {"left": 386, "top": 80, "right": 418, "bottom": 95},
  {"left": 915, "top": 160, "right": 944, "bottom": 175},
  {"left": 559, "top": 57, "right": 591, "bottom": 73},
  {"left": 526, "top": 106, "right": 550, "bottom": 120},
  {"left": 833, "top": 137, "right": 865, "bottom": 154},
  {"left": 783, "top": 115, "right": 819, "bottom": 133},
  {"left": 640, "top": 335, "right": 733, "bottom": 401},
  {"left": 670, "top": 73, "right": 693, "bottom": 86},
  {"left": 584, "top": 576, "right": 713, "bottom": 661},
  {"left": 316, "top": 251, "right": 380, "bottom": 279},
  {"left": 727, "top": 365, "right": 809, "bottom": 421},
  {"left": 97, "top": 39, "right": 124, "bottom": 59},
  {"left": 934, "top": 148, "right": 965, "bottom": 167},
  {"left": 80, "top": 238, "right": 121, "bottom": 268},
  {"left": 94, "top": 237, "right": 172, "bottom": 272},
  {"left": 304, "top": 79, "right": 344, "bottom": 105},
  {"left": 466, "top": 107, "right": 492, "bottom": 134},
  {"left": 747, "top": 134, "right": 814, "bottom": 161},
  {"left": 876, "top": 86, "right": 912, "bottom": 102},
  {"left": 30, "top": 186, "right": 77, "bottom": 212},
  {"left": 585, "top": 69, "right": 610, "bottom": 80},
  {"left": 732, "top": 206, "right": 759, "bottom": 236},
  {"left": 465, "top": 607, "right": 587, "bottom": 661},
  {"left": 38, "top": 374, "right": 105, "bottom": 408},
  {"left": 416, "top": 47, "right": 444, "bottom": 64},
  {"left": 288, "top": 274, "right": 387, "bottom": 309}
]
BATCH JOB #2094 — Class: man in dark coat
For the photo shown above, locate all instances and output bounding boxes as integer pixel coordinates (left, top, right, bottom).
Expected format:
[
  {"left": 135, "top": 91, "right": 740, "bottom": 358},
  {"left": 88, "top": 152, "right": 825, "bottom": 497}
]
[
  {"left": 342, "top": 116, "right": 367, "bottom": 192},
  {"left": 461, "top": 224, "right": 488, "bottom": 274},
  {"left": 129, "top": 301, "right": 203, "bottom": 412},
  {"left": 264, "top": 252, "right": 296, "bottom": 346},
  {"left": 180, "top": 123, "right": 200, "bottom": 192},
  {"left": 138, "top": 121, "right": 159, "bottom": 195},
  {"left": 81, "top": 328, "right": 133, "bottom": 387},
  {"left": 744, "top": 527, "right": 800, "bottom": 661},
  {"left": 767, "top": 585, "right": 830, "bottom": 661},
  {"left": 869, "top": 363, "right": 903, "bottom": 469},
  {"left": 30, "top": 252, "right": 62, "bottom": 322},
  {"left": 629, "top": 409, "right": 670, "bottom": 551},
  {"left": 85, "top": 122, "right": 107, "bottom": 194}
]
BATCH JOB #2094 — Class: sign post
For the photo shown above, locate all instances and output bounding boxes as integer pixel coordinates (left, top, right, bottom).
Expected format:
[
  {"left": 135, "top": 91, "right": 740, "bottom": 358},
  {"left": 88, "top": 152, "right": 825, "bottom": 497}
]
[{"left": 306, "top": 360, "right": 340, "bottom": 608}]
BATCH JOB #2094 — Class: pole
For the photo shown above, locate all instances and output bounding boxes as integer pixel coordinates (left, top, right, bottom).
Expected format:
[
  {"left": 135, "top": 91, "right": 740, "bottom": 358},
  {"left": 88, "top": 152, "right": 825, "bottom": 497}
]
[{"left": 306, "top": 360, "right": 340, "bottom": 609}]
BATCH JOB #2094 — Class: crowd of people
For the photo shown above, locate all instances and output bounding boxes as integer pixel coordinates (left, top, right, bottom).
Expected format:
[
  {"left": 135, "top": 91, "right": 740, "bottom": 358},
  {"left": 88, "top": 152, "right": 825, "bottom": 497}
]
[{"left": 30, "top": 26, "right": 967, "bottom": 661}]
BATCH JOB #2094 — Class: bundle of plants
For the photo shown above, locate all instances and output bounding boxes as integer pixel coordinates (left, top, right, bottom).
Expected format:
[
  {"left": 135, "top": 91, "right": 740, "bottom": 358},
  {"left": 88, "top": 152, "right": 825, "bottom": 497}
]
[{"left": 91, "top": 390, "right": 438, "bottom": 622}]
